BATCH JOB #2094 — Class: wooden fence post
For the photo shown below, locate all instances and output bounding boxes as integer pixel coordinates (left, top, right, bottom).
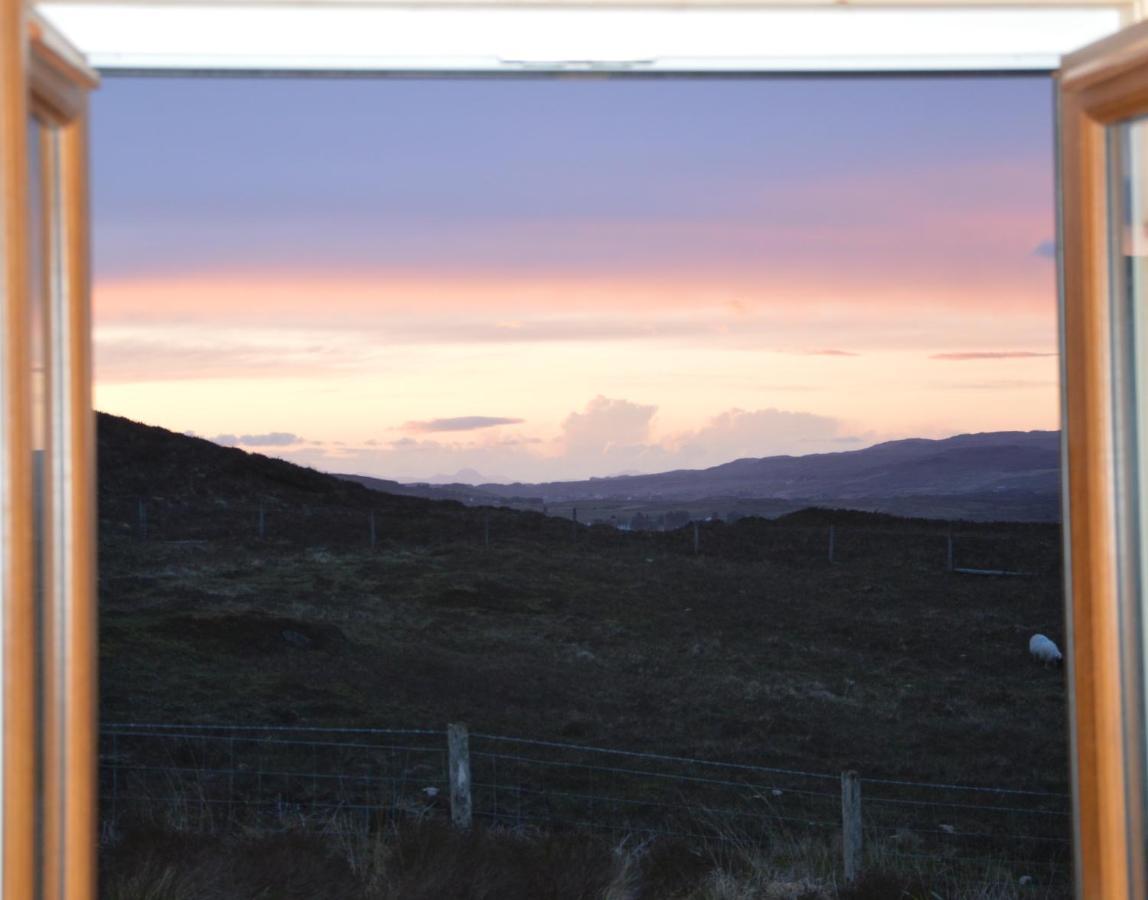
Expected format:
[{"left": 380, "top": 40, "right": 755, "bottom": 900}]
[
  {"left": 369, "top": 511, "right": 377, "bottom": 548},
  {"left": 693, "top": 521, "right": 700, "bottom": 555},
  {"left": 947, "top": 531, "right": 955, "bottom": 572},
  {"left": 841, "top": 771, "right": 862, "bottom": 883},
  {"left": 258, "top": 505, "right": 266, "bottom": 540},
  {"left": 484, "top": 513, "right": 490, "bottom": 548},
  {"left": 448, "top": 723, "right": 472, "bottom": 830},
  {"left": 137, "top": 498, "right": 147, "bottom": 540},
  {"left": 828, "top": 525, "right": 836, "bottom": 564}
]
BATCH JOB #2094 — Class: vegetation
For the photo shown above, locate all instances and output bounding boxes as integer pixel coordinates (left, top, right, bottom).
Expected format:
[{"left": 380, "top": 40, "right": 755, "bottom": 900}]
[
  {"left": 97, "top": 413, "right": 1071, "bottom": 897},
  {"left": 102, "top": 810, "right": 1069, "bottom": 900}
]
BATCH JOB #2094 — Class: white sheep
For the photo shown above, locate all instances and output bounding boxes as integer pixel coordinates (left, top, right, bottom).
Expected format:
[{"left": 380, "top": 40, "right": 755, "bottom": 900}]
[{"left": 1029, "top": 634, "right": 1063, "bottom": 668}]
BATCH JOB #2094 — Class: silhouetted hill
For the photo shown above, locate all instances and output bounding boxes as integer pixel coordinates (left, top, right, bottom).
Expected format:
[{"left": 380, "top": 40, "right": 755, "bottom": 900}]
[
  {"left": 97, "top": 398, "right": 1069, "bottom": 900},
  {"left": 338, "top": 472, "right": 506, "bottom": 506},
  {"left": 100, "top": 413, "right": 1059, "bottom": 525},
  {"left": 460, "top": 430, "right": 1060, "bottom": 523},
  {"left": 98, "top": 412, "right": 569, "bottom": 546},
  {"left": 96, "top": 410, "right": 1067, "bottom": 796},
  {"left": 99, "top": 412, "right": 374, "bottom": 506}
]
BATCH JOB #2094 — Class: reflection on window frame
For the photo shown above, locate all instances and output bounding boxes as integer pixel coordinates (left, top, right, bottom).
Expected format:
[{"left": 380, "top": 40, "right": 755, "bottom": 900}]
[
  {"left": 0, "top": 7, "right": 1142, "bottom": 898},
  {"left": 1059, "top": 21, "right": 1148, "bottom": 900},
  {"left": 0, "top": 5, "right": 97, "bottom": 898}
]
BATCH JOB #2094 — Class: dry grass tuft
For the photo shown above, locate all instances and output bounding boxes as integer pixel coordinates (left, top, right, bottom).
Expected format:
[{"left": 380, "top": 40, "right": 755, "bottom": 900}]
[{"left": 100, "top": 807, "right": 1070, "bottom": 900}]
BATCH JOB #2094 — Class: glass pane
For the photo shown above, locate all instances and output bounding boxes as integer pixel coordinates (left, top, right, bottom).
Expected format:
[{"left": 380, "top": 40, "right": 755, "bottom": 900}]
[
  {"left": 1108, "top": 114, "right": 1148, "bottom": 872},
  {"left": 28, "top": 117, "right": 48, "bottom": 635},
  {"left": 94, "top": 75, "right": 1069, "bottom": 893}
]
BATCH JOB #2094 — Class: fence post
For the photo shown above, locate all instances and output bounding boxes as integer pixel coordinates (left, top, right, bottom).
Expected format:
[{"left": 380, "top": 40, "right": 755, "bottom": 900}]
[
  {"left": 947, "top": 531, "right": 955, "bottom": 572},
  {"left": 369, "top": 511, "right": 377, "bottom": 548},
  {"left": 841, "top": 771, "right": 862, "bottom": 883},
  {"left": 258, "top": 505, "right": 266, "bottom": 540},
  {"left": 111, "top": 731, "right": 119, "bottom": 822},
  {"left": 828, "top": 525, "right": 836, "bottom": 564},
  {"left": 484, "top": 513, "right": 490, "bottom": 548},
  {"left": 693, "top": 521, "right": 700, "bottom": 555},
  {"left": 448, "top": 723, "right": 472, "bottom": 830},
  {"left": 137, "top": 498, "right": 148, "bottom": 540}
]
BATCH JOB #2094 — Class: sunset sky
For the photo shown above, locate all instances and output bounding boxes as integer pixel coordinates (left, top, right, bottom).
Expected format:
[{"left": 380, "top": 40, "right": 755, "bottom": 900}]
[{"left": 92, "top": 75, "right": 1058, "bottom": 483}]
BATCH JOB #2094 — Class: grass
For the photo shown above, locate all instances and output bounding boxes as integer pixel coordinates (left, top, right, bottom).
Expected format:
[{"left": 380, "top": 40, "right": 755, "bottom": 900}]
[
  {"left": 100, "top": 803, "right": 1071, "bottom": 900},
  {"left": 97, "top": 413, "right": 1073, "bottom": 895},
  {"left": 101, "top": 528, "right": 1067, "bottom": 786}
]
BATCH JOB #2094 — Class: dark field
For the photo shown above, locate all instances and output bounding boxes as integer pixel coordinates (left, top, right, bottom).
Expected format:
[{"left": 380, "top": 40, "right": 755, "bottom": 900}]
[{"left": 98, "top": 413, "right": 1071, "bottom": 897}]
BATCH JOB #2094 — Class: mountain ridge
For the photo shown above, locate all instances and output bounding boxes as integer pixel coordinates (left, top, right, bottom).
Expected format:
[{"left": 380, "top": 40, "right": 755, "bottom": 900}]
[
  {"left": 341, "top": 429, "right": 1060, "bottom": 523},
  {"left": 468, "top": 429, "right": 1058, "bottom": 495}
]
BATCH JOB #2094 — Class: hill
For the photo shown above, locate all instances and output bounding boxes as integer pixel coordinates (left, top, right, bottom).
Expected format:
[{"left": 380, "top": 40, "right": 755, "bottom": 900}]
[
  {"left": 98, "top": 411, "right": 1066, "bottom": 781},
  {"left": 360, "top": 430, "right": 1060, "bottom": 524},
  {"left": 97, "top": 411, "right": 1073, "bottom": 893},
  {"left": 338, "top": 471, "right": 512, "bottom": 507}
]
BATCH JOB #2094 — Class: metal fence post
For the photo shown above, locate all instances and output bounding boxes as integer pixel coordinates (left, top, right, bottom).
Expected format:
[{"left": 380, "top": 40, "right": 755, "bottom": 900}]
[
  {"left": 448, "top": 723, "right": 472, "bottom": 830},
  {"left": 842, "top": 770, "right": 862, "bottom": 883}
]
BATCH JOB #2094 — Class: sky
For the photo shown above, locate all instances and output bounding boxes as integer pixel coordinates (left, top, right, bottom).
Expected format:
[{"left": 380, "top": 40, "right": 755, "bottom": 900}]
[{"left": 92, "top": 75, "right": 1058, "bottom": 483}]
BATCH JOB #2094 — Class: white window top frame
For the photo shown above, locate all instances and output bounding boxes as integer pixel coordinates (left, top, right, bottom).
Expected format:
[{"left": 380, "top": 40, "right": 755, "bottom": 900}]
[{"left": 38, "top": 1, "right": 1128, "bottom": 74}]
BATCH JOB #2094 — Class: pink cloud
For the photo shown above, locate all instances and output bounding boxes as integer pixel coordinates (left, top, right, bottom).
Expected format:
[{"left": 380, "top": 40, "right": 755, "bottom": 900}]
[{"left": 931, "top": 351, "right": 1056, "bottom": 361}]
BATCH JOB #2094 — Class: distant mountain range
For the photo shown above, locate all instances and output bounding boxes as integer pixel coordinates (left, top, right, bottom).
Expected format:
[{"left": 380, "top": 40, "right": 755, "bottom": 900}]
[
  {"left": 342, "top": 430, "right": 1062, "bottom": 523},
  {"left": 336, "top": 472, "right": 505, "bottom": 507}
]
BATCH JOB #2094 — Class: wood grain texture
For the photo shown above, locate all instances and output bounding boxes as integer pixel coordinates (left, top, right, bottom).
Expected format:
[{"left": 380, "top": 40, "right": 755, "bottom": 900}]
[
  {"left": 28, "top": 18, "right": 97, "bottom": 899},
  {"left": 0, "top": 11, "right": 98, "bottom": 900},
  {"left": 1, "top": 1, "right": 37, "bottom": 898},
  {"left": 55, "top": 105, "right": 96, "bottom": 900},
  {"left": 1059, "top": 21, "right": 1148, "bottom": 899}
]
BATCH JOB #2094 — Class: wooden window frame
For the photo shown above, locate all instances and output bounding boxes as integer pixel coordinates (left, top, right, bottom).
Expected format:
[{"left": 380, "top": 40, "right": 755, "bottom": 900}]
[
  {"left": 1060, "top": 21, "right": 1148, "bottom": 900},
  {"left": 2, "top": 9, "right": 1143, "bottom": 899},
  {"left": 0, "top": 3, "right": 96, "bottom": 898}
]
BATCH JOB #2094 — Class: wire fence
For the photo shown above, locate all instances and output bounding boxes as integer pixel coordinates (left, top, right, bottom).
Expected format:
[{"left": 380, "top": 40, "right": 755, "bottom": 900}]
[
  {"left": 101, "top": 723, "right": 449, "bottom": 836},
  {"left": 100, "top": 491, "right": 1063, "bottom": 577},
  {"left": 99, "top": 722, "right": 1073, "bottom": 886}
]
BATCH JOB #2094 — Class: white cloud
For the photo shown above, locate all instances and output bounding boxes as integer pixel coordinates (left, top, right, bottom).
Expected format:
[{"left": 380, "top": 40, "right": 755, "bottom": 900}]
[
  {"left": 561, "top": 395, "right": 656, "bottom": 454},
  {"left": 270, "top": 395, "right": 864, "bottom": 484},
  {"left": 214, "top": 432, "right": 303, "bottom": 448},
  {"left": 670, "top": 407, "right": 849, "bottom": 467}
]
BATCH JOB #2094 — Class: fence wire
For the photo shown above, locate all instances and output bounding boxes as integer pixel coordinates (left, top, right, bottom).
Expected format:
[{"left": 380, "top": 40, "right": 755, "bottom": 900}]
[
  {"left": 99, "top": 722, "right": 1073, "bottom": 888},
  {"left": 102, "top": 724, "right": 449, "bottom": 836},
  {"left": 100, "top": 491, "right": 1062, "bottom": 577}
]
